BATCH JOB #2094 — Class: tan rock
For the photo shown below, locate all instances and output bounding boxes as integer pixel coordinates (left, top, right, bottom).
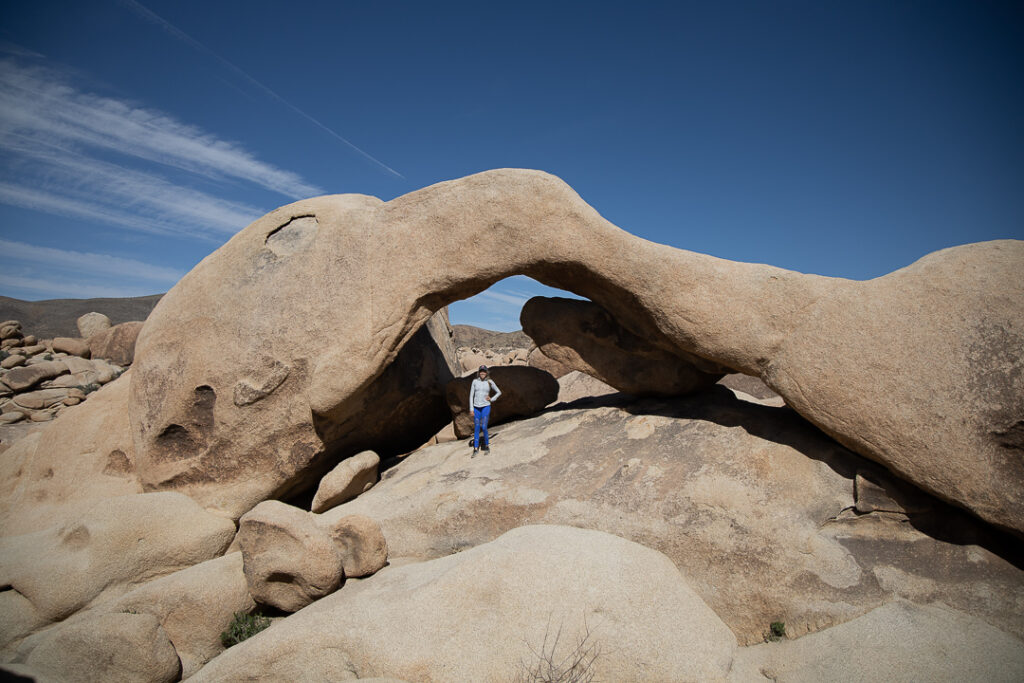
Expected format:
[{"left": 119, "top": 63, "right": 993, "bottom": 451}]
[
  {"left": 21, "top": 335, "right": 36, "bottom": 346},
  {"left": 24, "top": 612, "right": 180, "bottom": 683},
  {"left": 2, "top": 361, "right": 68, "bottom": 392},
  {"left": 62, "top": 396, "right": 81, "bottom": 406},
  {"left": 91, "top": 358, "right": 122, "bottom": 384},
  {"left": 527, "top": 345, "right": 573, "bottom": 378},
  {"left": 0, "top": 374, "right": 140, "bottom": 536},
  {"left": 28, "top": 410, "right": 54, "bottom": 422},
  {"left": 191, "top": 526, "right": 736, "bottom": 682},
  {"left": 1, "top": 354, "right": 25, "bottom": 369},
  {"left": 311, "top": 450, "right": 380, "bottom": 513},
  {"left": 12, "top": 388, "right": 68, "bottom": 411},
  {"left": 0, "top": 589, "right": 48, "bottom": 650},
  {"left": 730, "top": 601, "right": 1024, "bottom": 682},
  {"left": 76, "top": 312, "right": 112, "bottom": 339},
  {"left": 0, "top": 411, "right": 25, "bottom": 424},
  {"left": 522, "top": 296, "right": 724, "bottom": 395},
  {"left": 238, "top": 501, "right": 344, "bottom": 612},
  {"left": 0, "top": 491, "right": 235, "bottom": 621},
  {"left": 445, "top": 365, "right": 558, "bottom": 439},
  {"left": 19, "top": 344, "right": 46, "bottom": 356},
  {"left": 61, "top": 356, "right": 95, "bottom": 375},
  {"left": 107, "top": 552, "right": 254, "bottom": 678},
  {"left": 0, "top": 320, "right": 22, "bottom": 340},
  {"left": 326, "top": 390, "right": 1024, "bottom": 645},
  {"left": 718, "top": 372, "right": 781, "bottom": 400},
  {"left": 51, "top": 337, "right": 90, "bottom": 358},
  {"left": 88, "top": 321, "right": 143, "bottom": 366},
  {"left": 128, "top": 170, "right": 1024, "bottom": 533},
  {"left": 327, "top": 514, "right": 388, "bottom": 578},
  {"left": 554, "top": 370, "right": 617, "bottom": 404}
]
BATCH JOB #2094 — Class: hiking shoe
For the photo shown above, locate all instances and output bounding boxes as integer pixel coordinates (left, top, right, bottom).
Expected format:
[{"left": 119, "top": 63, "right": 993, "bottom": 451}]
[
  {"left": 483, "top": 445, "right": 490, "bottom": 453},
  {"left": 472, "top": 449, "right": 478, "bottom": 457}
]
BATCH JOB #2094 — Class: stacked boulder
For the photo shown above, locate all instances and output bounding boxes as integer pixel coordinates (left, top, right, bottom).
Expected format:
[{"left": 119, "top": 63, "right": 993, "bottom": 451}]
[{"left": 0, "top": 317, "right": 129, "bottom": 426}]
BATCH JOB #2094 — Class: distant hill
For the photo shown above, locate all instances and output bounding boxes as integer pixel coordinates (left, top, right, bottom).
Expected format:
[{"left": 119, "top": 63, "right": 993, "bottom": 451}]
[
  {"left": 0, "top": 294, "right": 164, "bottom": 338},
  {"left": 452, "top": 324, "right": 532, "bottom": 350}
]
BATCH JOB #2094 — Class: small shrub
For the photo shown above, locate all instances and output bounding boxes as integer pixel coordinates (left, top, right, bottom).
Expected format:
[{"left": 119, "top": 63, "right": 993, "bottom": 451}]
[
  {"left": 43, "top": 353, "right": 53, "bottom": 361},
  {"left": 0, "top": 349, "right": 9, "bottom": 361},
  {"left": 767, "top": 621, "right": 786, "bottom": 642},
  {"left": 220, "top": 611, "right": 271, "bottom": 648},
  {"left": 515, "top": 617, "right": 600, "bottom": 683},
  {"left": 78, "top": 383, "right": 101, "bottom": 395}
]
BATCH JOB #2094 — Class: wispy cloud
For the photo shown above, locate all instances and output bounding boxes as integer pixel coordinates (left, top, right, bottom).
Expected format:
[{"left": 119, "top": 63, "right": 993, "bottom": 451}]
[
  {"left": 0, "top": 239, "right": 185, "bottom": 285},
  {"left": 478, "top": 290, "right": 531, "bottom": 307},
  {"left": 0, "top": 273, "right": 163, "bottom": 299},
  {"left": 0, "top": 59, "right": 324, "bottom": 198},
  {"left": 118, "top": 0, "right": 404, "bottom": 180}
]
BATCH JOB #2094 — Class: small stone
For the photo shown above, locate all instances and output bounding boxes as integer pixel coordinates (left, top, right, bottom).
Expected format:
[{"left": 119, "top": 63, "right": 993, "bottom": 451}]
[
  {"left": 62, "top": 396, "right": 82, "bottom": 406},
  {"left": 0, "top": 411, "right": 25, "bottom": 424},
  {"left": 29, "top": 410, "right": 54, "bottom": 422},
  {"left": 21, "top": 335, "right": 36, "bottom": 345},
  {"left": 1, "top": 354, "right": 25, "bottom": 369},
  {"left": 52, "top": 337, "right": 91, "bottom": 358}
]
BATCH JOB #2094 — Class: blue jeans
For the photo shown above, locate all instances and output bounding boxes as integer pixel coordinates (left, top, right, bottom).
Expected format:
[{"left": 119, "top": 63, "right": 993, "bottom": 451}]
[{"left": 473, "top": 404, "right": 491, "bottom": 449}]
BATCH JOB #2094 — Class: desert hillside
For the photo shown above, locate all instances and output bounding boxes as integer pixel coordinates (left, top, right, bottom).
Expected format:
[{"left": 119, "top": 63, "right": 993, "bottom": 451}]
[{"left": 0, "top": 294, "right": 163, "bottom": 338}]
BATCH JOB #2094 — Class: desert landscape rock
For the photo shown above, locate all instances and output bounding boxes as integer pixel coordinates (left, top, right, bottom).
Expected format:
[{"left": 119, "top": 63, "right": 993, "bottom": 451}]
[
  {"left": 129, "top": 170, "right": 1024, "bottom": 534},
  {"left": 238, "top": 500, "right": 344, "bottom": 612},
  {"left": 191, "top": 525, "right": 738, "bottom": 682},
  {"left": 444, "top": 365, "right": 559, "bottom": 439},
  {"left": 326, "top": 388, "right": 1024, "bottom": 644},
  {"left": 521, "top": 295, "right": 726, "bottom": 395},
  {"left": 310, "top": 450, "right": 380, "bottom": 513},
  {"left": 76, "top": 312, "right": 112, "bottom": 340},
  {"left": 88, "top": 321, "right": 144, "bottom": 366},
  {"left": 1, "top": 169, "right": 1022, "bottom": 680}
]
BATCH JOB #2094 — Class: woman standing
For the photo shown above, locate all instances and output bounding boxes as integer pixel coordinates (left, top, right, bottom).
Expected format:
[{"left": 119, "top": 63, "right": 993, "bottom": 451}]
[{"left": 469, "top": 365, "right": 501, "bottom": 456}]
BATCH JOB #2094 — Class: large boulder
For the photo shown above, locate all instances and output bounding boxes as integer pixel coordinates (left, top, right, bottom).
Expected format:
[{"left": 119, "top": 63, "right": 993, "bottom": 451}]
[
  {"left": 730, "top": 601, "right": 1024, "bottom": 682},
  {"left": 310, "top": 450, "right": 380, "bottom": 513},
  {"left": 51, "top": 337, "right": 90, "bottom": 358},
  {"left": 0, "top": 373, "right": 140, "bottom": 536},
  {"left": 325, "top": 389, "right": 1024, "bottom": 645},
  {"left": 191, "top": 526, "right": 737, "bottom": 682},
  {"left": 527, "top": 345, "right": 572, "bottom": 378},
  {"left": 21, "top": 612, "right": 180, "bottom": 683},
  {"left": 88, "top": 321, "right": 143, "bottom": 366},
  {"left": 237, "top": 501, "right": 344, "bottom": 612},
  {"left": 444, "top": 365, "right": 558, "bottom": 439},
  {"left": 132, "top": 301, "right": 458, "bottom": 518},
  {"left": 521, "top": 296, "right": 725, "bottom": 395},
  {"left": 76, "top": 312, "right": 112, "bottom": 340},
  {"left": 1, "top": 361, "right": 67, "bottom": 392},
  {"left": 0, "top": 492, "right": 235, "bottom": 623},
  {"left": 129, "top": 169, "right": 1023, "bottom": 534},
  {"left": 554, "top": 369, "right": 617, "bottom": 404}
]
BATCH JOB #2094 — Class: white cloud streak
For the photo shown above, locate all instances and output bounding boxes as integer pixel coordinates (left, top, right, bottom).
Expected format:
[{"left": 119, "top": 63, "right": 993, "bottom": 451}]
[
  {"left": 0, "top": 273, "right": 162, "bottom": 299},
  {"left": 0, "top": 239, "right": 184, "bottom": 285},
  {"left": 118, "top": 0, "right": 404, "bottom": 180},
  {"left": 0, "top": 60, "right": 324, "bottom": 198}
]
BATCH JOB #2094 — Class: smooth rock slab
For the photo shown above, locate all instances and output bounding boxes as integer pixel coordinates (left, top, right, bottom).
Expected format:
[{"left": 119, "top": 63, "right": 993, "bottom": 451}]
[
  {"left": 191, "top": 525, "right": 737, "bottom": 682},
  {"left": 311, "top": 450, "right": 380, "bottom": 513}
]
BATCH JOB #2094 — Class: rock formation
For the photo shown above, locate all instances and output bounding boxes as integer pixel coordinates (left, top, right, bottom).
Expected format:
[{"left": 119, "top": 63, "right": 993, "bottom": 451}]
[
  {"left": 129, "top": 170, "right": 1023, "bottom": 534},
  {"left": 310, "top": 450, "right": 380, "bottom": 513},
  {"left": 521, "top": 295, "right": 725, "bottom": 395}
]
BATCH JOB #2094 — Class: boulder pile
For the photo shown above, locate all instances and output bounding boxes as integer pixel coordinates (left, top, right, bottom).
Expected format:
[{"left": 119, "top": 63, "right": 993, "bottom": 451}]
[{"left": 0, "top": 315, "right": 134, "bottom": 428}]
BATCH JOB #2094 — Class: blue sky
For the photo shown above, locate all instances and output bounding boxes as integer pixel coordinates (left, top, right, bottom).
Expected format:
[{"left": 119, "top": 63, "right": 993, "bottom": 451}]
[{"left": 0, "top": 1, "right": 1021, "bottom": 331}]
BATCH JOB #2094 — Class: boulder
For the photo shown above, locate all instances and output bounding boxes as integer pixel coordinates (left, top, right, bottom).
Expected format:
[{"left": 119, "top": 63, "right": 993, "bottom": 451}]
[
  {"left": 0, "top": 338, "right": 23, "bottom": 350},
  {"left": 18, "top": 344, "right": 46, "bottom": 357},
  {"left": 327, "top": 514, "right": 388, "bottom": 578},
  {"left": 0, "top": 320, "right": 22, "bottom": 340},
  {"left": 0, "top": 411, "right": 24, "bottom": 425},
  {"left": 521, "top": 296, "right": 725, "bottom": 395},
  {"left": 311, "top": 450, "right": 380, "bottom": 513},
  {"left": 88, "top": 321, "right": 143, "bottom": 366},
  {"left": 325, "top": 389, "right": 1024, "bottom": 645},
  {"left": 730, "top": 601, "right": 1024, "bottom": 682},
  {"left": 11, "top": 388, "right": 69, "bottom": 411},
  {"left": 0, "top": 374, "right": 138, "bottom": 536},
  {"left": 237, "top": 501, "right": 344, "bottom": 612},
  {"left": 23, "top": 612, "right": 180, "bottom": 683},
  {"left": 0, "top": 492, "right": 235, "bottom": 622},
  {"left": 105, "top": 552, "right": 254, "bottom": 678},
  {"left": 76, "top": 312, "right": 112, "bottom": 340},
  {"left": 554, "top": 370, "right": 617, "bottom": 404},
  {"left": 190, "top": 526, "right": 737, "bottom": 682},
  {"left": 527, "top": 345, "right": 573, "bottom": 378},
  {"left": 21, "top": 335, "right": 36, "bottom": 346},
  {"left": 132, "top": 305, "right": 457, "bottom": 518},
  {"left": 1, "top": 354, "right": 25, "bottom": 369},
  {"left": 445, "top": 365, "right": 558, "bottom": 439},
  {"left": 51, "top": 337, "right": 90, "bottom": 358},
  {"left": 1, "top": 361, "right": 68, "bottom": 392},
  {"left": 128, "top": 170, "right": 1024, "bottom": 534}
]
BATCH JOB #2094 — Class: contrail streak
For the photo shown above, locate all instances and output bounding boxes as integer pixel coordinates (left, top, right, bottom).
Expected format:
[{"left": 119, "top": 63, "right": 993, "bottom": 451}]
[{"left": 118, "top": 0, "right": 404, "bottom": 180}]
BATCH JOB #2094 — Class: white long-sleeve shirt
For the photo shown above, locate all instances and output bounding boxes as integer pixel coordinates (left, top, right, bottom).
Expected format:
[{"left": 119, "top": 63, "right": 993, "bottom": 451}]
[{"left": 469, "top": 377, "right": 501, "bottom": 412}]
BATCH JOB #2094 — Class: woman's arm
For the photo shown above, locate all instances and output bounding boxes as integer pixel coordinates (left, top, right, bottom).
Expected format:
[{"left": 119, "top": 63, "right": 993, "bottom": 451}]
[{"left": 489, "top": 379, "right": 501, "bottom": 402}]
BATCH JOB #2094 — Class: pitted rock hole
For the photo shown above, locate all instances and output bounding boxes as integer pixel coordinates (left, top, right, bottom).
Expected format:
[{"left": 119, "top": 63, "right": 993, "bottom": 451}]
[{"left": 266, "top": 215, "right": 318, "bottom": 257}]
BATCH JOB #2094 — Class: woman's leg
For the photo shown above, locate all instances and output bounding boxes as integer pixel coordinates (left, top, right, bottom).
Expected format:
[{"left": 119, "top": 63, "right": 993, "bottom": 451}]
[
  {"left": 473, "top": 406, "right": 483, "bottom": 449},
  {"left": 480, "top": 404, "right": 491, "bottom": 449}
]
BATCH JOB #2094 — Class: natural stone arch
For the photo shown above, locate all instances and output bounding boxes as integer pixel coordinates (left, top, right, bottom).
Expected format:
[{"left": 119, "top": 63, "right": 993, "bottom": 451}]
[{"left": 130, "top": 169, "right": 1024, "bottom": 535}]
